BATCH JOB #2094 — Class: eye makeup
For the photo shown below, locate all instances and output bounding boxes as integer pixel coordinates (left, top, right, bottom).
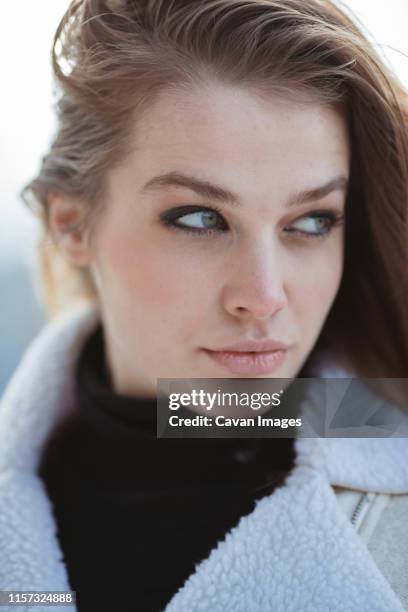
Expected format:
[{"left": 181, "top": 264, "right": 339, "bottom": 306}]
[{"left": 159, "top": 204, "right": 345, "bottom": 240}]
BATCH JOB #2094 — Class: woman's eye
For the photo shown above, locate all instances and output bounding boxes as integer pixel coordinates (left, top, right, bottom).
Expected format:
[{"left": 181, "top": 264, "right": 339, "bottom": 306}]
[
  {"left": 160, "top": 206, "right": 344, "bottom": 240},
  {"left": 160, "top": 206, "right": 228, "bottom": 234},
  {"left": 285, "top": 212, "right": 344, "bottom": 239}
]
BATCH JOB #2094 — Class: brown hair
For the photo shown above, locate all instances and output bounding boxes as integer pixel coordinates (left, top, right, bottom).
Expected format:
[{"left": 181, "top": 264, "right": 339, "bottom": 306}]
[{"left": 22, "top": 0, "right": 408, "bottom": 378}]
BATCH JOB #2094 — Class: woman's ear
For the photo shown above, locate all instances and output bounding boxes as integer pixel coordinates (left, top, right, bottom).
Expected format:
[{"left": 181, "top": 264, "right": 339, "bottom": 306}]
[{"left": 47, "top": 192, "right": 93, "bottom": 268}]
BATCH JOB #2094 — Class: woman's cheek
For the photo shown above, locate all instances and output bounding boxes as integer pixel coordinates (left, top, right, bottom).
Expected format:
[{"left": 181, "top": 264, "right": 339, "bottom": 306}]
[
  {"left": 112, "top": 237, "right": 196, "bottom": 308},
  {"left": 316, "top": 262, "right": 344, "bottom": 321},
  {"left": 291, "top": 249, "right": 343, "bottom": 317}
]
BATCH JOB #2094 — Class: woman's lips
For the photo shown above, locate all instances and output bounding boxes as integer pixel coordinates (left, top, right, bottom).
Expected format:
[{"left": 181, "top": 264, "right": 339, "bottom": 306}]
[{"left": 202, "top": 348, "right": 287, "bottom": 375}]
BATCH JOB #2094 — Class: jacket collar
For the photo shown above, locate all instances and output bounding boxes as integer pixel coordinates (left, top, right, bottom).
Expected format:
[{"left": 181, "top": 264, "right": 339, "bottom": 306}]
[{"left": 0, "top": 300, "right": 407, "bottom": 610}]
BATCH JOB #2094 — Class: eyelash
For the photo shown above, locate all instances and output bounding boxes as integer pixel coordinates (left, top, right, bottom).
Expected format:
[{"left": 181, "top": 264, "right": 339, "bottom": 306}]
[{"left": 159, "top": 205, "right": 344, "bottom": 240}]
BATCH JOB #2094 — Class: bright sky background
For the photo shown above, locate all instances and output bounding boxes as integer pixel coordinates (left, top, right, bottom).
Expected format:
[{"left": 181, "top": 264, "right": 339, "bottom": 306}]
[{"left": 0, "top": 0, "right": 407, "bottom": 261}]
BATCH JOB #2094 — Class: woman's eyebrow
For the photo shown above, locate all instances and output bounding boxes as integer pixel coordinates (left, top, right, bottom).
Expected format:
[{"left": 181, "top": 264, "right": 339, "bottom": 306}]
[
  {"left": 141, "top": 171, "right": 240, "bottom": 206},
  {"left": 141, "top": 171, "right": 348, "bottom": 208},
  {"left": 290, "top": 175, "right": 349, "bottom": 207}
]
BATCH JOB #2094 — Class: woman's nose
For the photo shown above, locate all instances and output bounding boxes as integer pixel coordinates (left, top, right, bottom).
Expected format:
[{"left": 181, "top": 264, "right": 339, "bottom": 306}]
[{"left": 221, "top": 241, "right": 288, "bottom": 321}]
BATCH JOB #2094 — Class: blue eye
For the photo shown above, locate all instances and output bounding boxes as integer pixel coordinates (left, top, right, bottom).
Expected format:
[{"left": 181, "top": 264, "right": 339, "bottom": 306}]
[
  {"left": 284, "top": 211, "right": 344, "bottom": 239},
  {"left": 160, "top": 205, "right": 228, "bottom": 235},
  {"left": 175, "top": 210, "right": 220, "bottom": 230},
  {"left": 160, "top": 205, "right": 344, "bottom": 239}
]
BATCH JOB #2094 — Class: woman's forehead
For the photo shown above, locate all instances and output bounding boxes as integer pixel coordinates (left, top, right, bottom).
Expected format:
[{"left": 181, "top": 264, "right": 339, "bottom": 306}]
[{"left": 110, "top": 83, "right": 350, "bottom": 204}]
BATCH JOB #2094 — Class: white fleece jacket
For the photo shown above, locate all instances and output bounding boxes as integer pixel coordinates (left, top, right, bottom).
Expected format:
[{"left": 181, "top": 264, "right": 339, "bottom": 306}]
[{"left": 0, "top": 300, "right": 407, "bottom": 612}]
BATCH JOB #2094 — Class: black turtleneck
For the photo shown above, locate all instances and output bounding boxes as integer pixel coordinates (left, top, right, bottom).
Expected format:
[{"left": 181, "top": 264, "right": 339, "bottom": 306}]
[{"left": 39, "top": 324, "right": 296, "bottom": 612}]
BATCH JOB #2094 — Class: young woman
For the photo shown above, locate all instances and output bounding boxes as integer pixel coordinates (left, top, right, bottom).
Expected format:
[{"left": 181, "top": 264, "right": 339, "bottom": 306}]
[{"left": 0, "top": 0, "right": 407, "bottom": 610}]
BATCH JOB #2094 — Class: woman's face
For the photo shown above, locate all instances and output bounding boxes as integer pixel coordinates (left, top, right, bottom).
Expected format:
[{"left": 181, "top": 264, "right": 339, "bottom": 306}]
[{"left": 86, "top": 83, "right": 350, "bottom": 397}]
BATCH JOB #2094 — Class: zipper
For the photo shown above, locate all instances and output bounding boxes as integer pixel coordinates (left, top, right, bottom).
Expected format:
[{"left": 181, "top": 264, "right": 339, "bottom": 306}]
[
  {"left": 350, "top": 492, "right": 367, "bottom": 526},
  {"left": 350, "top": 491, "right": 377, "bottom": 532},
  {"left": 334, "top": 487, "right": 391, "bottom": 543}
]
